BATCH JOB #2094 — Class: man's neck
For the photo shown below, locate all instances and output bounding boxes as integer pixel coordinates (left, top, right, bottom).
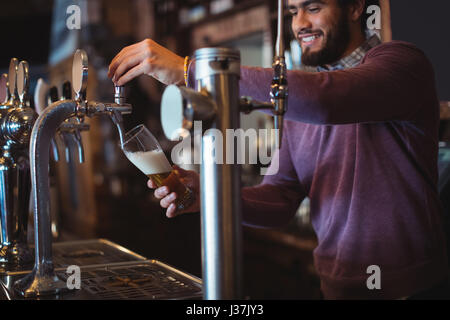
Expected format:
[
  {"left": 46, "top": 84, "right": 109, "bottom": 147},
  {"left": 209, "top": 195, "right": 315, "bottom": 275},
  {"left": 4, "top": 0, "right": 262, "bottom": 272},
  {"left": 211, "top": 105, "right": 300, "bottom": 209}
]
[{"left": 340, "top": 29, "right": 367, "bottom": 60}]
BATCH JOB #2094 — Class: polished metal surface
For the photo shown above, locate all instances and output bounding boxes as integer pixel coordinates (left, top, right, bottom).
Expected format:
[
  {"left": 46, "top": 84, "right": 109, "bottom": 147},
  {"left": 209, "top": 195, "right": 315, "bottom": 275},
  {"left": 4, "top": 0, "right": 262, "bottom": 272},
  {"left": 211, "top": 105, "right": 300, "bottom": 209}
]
[
  {"left": 195, "top": 47, "right": 243, "bottom": 300},
  {"left": 0, "top": 59, "right": 38, "bottom": 271},
  {"left": 161, "top": 49, "right": 243, "bottom": 299},
  {"left": 114, "top": 85, "right": 125, "bottom": 105},
  {"left": 270, "top": 0, "right": 288, "bottom": 150},
  {"left": 1, "top": 239, "right": 202, "bottom": 300},
  {"left": 51, "top": 239, "right": 147, "bottom": 268},
  {"left": 55, "top": 260, "right": 202, "bottom": 300},
  {"left": 2, "top": 260, "right": 202, "bottom": 300}
]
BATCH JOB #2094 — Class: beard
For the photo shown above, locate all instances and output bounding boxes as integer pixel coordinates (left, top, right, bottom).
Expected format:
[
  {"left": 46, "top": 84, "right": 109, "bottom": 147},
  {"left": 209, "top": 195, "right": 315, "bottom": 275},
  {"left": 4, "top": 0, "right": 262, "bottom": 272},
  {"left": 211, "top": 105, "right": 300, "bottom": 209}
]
[{"left": 301, "top": 11, "right": 351, "bottom": 67}]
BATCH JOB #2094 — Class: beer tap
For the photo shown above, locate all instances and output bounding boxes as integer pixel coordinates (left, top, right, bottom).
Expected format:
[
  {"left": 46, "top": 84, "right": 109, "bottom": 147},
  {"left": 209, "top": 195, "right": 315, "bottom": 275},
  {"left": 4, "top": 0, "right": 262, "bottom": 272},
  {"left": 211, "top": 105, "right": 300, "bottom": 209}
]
[
  {"left": 159, "top": 0, "right": 287, "bottom": 299},
  {"left": 58, "top": 81, "right": 90, "bottom": 164},
  {"left": 13, "top": 49, "right": 132, "bottom": 298},
  {"left": 0, "top": 59, "right": 38, "bottom": 269}
]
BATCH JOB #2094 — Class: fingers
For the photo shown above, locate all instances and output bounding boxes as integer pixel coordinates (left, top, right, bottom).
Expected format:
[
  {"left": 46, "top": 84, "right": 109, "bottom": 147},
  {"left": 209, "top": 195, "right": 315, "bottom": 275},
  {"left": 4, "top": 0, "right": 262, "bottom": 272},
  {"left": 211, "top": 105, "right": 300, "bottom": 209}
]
[
  {"left": 166, "top": 204, "right": 177, "bottom": 218},
  {"left": 110, "top": 52, "right": 144, "bottom": 84},
  {"left": 147, "top": 182, "right": 178, "bottom": 217},
  {"left": 152, "top": 185, "right": 177, "bottom": 211},
  {"left": 153, "top": 185, "right": 169, "bottom": 198},
  {"left": 160, "top": 192, "right": 177, "bottom": 209},
  {"left": 147, "top": 179, "right": 157, "bottom": 189},
  {"left": 108, "top": 41, "right": 144, "bottom": 76},
  {"left": 114, "top": 62, "right": 146, "bottom": 86}
]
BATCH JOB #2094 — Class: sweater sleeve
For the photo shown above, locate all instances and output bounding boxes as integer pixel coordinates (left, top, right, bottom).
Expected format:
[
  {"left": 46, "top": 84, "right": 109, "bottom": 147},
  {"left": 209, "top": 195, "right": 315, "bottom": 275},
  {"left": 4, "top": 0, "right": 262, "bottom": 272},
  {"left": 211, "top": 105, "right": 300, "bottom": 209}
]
[
  {"left": 241, "top": 123, "right": 306, "bottom": 228},
  {"left": 239, "top": 41, "right": 436, "bottom": 125}
]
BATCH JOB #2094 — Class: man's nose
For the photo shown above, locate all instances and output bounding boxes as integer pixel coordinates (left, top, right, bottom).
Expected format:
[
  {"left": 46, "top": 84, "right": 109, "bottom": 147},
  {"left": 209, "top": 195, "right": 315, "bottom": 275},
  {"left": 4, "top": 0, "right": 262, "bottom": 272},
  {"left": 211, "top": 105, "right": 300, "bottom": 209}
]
[{"left": 292, "top": 11, "right": 312, "bottom": 34}]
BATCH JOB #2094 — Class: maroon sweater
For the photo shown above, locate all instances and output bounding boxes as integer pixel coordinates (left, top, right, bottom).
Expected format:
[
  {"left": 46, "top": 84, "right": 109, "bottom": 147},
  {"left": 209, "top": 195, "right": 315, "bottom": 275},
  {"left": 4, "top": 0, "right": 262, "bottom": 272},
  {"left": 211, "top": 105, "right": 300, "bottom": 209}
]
[{"left": 239, "top": 41, "right": 449, "bottom": 299}]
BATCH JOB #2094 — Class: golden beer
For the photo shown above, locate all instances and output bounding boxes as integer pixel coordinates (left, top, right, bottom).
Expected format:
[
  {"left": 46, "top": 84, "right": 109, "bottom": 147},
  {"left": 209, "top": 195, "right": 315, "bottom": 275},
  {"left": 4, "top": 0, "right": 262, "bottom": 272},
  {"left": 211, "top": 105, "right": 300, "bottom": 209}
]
[{"left": 124, "top": 149, "right": 194, "bottom": 211}]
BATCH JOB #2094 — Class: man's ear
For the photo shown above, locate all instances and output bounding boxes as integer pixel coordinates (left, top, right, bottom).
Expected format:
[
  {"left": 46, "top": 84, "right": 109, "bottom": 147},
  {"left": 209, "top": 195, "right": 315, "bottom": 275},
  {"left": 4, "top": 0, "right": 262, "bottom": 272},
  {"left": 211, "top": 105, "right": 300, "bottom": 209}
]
[{"left": 349, "top": 0, "right": 365, "bottom": 23}]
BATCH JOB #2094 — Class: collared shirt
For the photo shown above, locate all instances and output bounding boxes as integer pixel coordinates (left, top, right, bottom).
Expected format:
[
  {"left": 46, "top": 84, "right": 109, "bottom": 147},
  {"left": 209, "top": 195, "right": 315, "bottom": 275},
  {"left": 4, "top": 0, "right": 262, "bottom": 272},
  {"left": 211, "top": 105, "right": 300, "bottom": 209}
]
[{"left": 317, "top": 34, "right": 382, "bottom": 72}]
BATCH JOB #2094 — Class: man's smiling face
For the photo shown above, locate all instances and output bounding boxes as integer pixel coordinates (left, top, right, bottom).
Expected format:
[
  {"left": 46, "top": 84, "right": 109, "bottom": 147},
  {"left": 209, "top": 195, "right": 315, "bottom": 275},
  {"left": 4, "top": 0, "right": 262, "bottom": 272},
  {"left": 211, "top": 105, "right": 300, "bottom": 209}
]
[{"left": 288, "top": 0, "right": 352, "bottom": 66}]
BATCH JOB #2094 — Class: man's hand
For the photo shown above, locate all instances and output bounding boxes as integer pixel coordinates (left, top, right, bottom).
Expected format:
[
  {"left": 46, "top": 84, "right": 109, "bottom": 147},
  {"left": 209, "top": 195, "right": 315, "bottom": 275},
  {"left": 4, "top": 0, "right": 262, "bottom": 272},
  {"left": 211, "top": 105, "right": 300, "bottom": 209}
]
[
  {"left": 148, "top": 165, "right": 200, "bottom": 218},
  {"left": 108, "top": 38, "right": 185, "bottom": 86}
]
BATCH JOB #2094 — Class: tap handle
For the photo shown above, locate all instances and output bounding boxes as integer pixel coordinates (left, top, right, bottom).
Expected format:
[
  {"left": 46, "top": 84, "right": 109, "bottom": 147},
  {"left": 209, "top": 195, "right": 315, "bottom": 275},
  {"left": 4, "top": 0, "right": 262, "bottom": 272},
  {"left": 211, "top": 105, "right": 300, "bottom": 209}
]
[
  {"left": 62, "top": 81, "right": 72, "bottom": 100},
  {"left": 49, "top": 86, "right": 59, "bottom": 105},
  {"left": 34, "top": 78, "right": 50, "bottom": 115},
  {"left": 0, "top": 73, "right": 9, "bottom": 104},
  {"left": 17, "top": 61, "right": 29, "bottom": 106},
  {"left": 72, "top": 49, "right": 88, "bottom": 101},
  {"left": 8, "top": 58, "right": 18, "bottom": 102}
]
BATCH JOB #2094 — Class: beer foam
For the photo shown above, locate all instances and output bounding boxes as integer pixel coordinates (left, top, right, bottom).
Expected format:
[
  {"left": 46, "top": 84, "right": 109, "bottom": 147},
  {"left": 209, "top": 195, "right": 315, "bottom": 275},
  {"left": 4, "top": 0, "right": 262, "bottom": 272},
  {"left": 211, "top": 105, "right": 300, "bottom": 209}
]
[{"left": 124, "top": 150, "right": 172, "bottom": 175}]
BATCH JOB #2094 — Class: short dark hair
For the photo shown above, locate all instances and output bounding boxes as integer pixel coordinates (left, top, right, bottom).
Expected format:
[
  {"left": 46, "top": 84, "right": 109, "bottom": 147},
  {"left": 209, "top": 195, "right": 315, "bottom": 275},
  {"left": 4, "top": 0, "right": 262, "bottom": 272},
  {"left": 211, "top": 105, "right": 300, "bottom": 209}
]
[{"left": 337, "top": 0, "right": 380, "bottom": 32}]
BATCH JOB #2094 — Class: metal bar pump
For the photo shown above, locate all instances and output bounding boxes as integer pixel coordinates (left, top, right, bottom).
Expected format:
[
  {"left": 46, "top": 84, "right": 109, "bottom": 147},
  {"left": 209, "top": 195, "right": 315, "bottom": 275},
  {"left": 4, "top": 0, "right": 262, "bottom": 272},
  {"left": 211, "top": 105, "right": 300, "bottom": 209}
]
[
  {"left": 0, "top": 59, "right": 38, "bottom": 270},
  {"left": 13, "top": 49, "right": 132, "bottom": 298},
  {"left": 160, "top": 0, "right": 288, "bottom": 300}
]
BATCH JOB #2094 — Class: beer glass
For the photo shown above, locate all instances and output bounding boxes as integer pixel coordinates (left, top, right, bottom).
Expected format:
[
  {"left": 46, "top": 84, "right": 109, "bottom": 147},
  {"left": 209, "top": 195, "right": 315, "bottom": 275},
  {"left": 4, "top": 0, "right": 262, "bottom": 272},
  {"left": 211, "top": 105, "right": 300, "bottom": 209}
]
[{"left": 122, "top": 124, "right": 194, "bottom": 211}]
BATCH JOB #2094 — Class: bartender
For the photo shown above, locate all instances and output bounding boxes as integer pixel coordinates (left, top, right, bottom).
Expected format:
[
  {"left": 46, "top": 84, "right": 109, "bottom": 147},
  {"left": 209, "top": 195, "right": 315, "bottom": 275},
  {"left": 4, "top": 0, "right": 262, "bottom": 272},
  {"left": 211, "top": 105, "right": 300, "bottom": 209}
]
[{"left": 108, "top": 0, "right": 449, "bottom": 299}]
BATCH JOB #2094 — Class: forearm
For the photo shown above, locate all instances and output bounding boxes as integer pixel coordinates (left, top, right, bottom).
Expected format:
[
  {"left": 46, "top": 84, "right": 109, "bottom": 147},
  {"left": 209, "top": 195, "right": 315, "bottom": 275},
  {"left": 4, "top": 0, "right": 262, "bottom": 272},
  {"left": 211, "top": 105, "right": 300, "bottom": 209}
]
[
  {"left": 239, "top": 43, "right": 435, "bottom": 125},
  {"left": 241, "top": 184, "right": 303, "bottom": 228}
]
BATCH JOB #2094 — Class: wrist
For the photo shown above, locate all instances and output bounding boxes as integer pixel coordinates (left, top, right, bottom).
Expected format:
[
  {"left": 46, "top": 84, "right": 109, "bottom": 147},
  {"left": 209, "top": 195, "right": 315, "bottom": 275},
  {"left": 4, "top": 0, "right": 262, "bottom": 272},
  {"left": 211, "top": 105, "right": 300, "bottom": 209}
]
[{"left": 183, "top": 56, "right": 189, "bottom": 86}]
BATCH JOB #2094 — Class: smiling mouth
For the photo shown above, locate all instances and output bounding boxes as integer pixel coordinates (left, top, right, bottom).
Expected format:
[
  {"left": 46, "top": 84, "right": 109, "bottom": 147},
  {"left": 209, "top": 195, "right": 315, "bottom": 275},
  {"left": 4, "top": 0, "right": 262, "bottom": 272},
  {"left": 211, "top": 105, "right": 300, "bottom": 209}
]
[{"left": 299, "top": 33, "right": 322, "bottom": 46}]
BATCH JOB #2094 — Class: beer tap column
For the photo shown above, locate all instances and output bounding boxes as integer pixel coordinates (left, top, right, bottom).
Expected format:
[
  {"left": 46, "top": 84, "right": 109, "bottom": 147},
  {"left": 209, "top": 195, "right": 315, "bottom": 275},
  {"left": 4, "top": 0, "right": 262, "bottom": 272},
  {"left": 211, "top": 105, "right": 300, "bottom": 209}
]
[
  {"left": 13, "top": 99, "right": 78, "bottom": 297},
  {"left": 13, "top": 49, "right": 131, "bottom": 297},
  {"left": 161, "top": 48, "right": 243, "bottom": 300},
  {"left": 195, "top": 48, "right": 243, "bottom": 300}
]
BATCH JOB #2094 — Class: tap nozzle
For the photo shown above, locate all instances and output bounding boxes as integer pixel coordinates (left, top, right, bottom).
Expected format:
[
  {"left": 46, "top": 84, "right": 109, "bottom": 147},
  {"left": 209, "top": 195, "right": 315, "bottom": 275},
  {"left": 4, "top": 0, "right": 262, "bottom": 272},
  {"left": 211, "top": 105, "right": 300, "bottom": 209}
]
[
  {"left": 271, "top": 0, "right": 288, "bottom": 150},
  {"left": 270, "top": 56, "right": 288, "bottom": 150},
  {"left": 114, "top": 85, "right": 125, "bottom": 105}
]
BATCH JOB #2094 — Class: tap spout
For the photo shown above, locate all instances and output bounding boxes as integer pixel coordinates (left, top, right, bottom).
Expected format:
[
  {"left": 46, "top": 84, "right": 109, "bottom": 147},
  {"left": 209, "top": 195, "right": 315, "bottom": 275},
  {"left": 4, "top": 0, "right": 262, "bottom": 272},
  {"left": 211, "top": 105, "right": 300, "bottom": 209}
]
[
  {"left": 271, "top": 0, "right": 288, "bottom": 150},
  {"left": 14, "top": 100, "right": 77, "bottom": 297}
]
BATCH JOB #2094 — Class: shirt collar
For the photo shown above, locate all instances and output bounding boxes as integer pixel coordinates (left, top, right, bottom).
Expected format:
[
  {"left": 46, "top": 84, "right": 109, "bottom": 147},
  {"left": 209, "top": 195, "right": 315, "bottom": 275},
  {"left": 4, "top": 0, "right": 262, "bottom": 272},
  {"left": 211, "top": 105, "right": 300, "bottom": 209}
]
[{"left": 317, "top": 34, "right": 381, "bottom": 72}]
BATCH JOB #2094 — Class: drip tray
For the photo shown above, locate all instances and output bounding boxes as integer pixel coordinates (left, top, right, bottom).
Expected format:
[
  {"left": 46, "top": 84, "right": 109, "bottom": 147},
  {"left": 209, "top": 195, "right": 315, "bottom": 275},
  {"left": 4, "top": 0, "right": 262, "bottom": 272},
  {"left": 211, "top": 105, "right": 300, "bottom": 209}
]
[
  {"left": 52, "top": 239, "right": 147, "bottom": 268},
  {"left": 57, "top": 260, "right": 202, "bottom": 300},
  {"left": 0, "top": 239, "right": 202, "bottom": 300}
]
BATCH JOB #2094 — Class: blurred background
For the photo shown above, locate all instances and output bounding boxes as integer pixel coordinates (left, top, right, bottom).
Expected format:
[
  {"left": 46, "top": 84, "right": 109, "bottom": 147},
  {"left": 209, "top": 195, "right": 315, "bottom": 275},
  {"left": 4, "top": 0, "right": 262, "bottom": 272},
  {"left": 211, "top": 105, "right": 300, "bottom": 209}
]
[{"left": 0, "top": 0, "right": 449, "bottom": 299}]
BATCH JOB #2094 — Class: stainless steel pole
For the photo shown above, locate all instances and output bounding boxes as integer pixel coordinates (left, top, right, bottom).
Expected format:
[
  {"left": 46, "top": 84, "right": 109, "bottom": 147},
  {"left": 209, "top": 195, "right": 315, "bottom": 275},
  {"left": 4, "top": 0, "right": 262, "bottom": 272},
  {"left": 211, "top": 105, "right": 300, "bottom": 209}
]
[{"left": 195, "top": 48, "right": 243, "bottom": 300}]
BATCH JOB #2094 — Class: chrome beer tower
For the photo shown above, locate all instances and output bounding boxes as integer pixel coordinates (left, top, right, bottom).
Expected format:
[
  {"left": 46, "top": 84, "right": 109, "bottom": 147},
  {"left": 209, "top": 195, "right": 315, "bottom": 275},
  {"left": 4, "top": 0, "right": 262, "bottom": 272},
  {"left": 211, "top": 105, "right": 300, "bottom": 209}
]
[
  {"left": 160, "top": 0, "right": 287, "bottom": 300},
  {"left": 13, "top": 49, "right": 132, "bottom": 297},
  {"left": 0, "top": 59, "right": 38, "bottom": 269}
]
